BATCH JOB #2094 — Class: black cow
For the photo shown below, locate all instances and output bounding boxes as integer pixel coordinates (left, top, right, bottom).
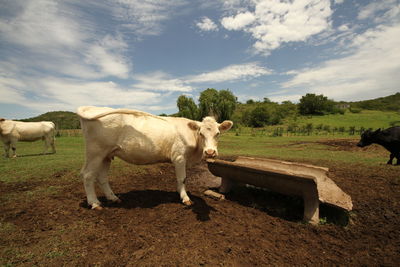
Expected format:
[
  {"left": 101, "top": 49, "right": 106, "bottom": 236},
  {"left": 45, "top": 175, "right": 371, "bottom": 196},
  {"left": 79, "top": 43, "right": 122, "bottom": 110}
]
[{"left": 357, "top": 127, "right": 400, "bottom": 165}]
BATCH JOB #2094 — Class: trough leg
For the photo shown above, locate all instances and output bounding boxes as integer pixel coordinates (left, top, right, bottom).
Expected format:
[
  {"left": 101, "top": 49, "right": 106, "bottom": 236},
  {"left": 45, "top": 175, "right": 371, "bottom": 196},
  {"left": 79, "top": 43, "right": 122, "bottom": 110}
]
[
  {"left": 303, "top": 195, "right": 320, "bottom": 225},
  {"left": 219, "top": 177, "right": 233, "bottom": 193}
]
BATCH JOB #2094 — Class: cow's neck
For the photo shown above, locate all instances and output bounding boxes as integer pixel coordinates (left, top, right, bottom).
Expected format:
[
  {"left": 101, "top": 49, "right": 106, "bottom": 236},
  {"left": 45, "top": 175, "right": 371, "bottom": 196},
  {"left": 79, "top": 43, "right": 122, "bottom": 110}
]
[
  {"left": 373, "top": 136, "right": 391, "bottom": 149},
  {"left": 188, "top": 133, "right": 203, "bottom": 164}
]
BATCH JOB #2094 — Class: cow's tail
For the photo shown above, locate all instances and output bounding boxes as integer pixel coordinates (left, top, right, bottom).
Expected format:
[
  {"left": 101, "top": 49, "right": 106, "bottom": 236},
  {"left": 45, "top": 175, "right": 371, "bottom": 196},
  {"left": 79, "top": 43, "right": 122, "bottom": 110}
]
[{"left": 77, "top": 106, "right": 165, "bottom": 121}]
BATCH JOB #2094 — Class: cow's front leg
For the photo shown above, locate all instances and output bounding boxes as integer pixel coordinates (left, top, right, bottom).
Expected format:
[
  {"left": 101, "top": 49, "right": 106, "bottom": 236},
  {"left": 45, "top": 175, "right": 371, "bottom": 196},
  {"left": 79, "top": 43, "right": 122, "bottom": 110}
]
[
  {"left": 173, "top": 156, "right": 193, "bottom": 206},
  {"left": 387, "top": 153, "right": 394, "bottom": 165},
  {"left": 3, "top": 143, "right": 10, "bottom": 158},
  {"left": 11, "top": 145, "right": 17, "bottom": 158}
]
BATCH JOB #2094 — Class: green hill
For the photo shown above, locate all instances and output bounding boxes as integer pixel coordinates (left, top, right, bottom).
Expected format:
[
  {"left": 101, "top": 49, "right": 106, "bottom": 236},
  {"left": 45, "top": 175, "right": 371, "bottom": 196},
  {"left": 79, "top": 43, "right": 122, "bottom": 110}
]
[
  {"left": 350, "top": 92, "right": 400, "bottom": 111},
  {"left": 20, "top": 111, "right": 80, "bottom": 129}
]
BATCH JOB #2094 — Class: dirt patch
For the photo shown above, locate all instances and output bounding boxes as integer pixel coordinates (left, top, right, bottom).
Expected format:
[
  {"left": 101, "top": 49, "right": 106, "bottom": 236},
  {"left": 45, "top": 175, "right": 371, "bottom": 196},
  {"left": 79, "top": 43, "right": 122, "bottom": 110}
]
[
  {"left": 1, "top": 160, "right": 400, "bottom": 266},
  {"left": 317, "top": 139, "right": 360, "bottom": 151}
]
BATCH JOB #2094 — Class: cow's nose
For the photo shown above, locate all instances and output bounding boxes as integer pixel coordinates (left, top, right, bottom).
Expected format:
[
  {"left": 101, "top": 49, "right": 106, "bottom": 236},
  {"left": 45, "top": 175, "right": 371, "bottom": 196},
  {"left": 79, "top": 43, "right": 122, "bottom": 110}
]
[{"left": 204, "top": 149, "right": 216, "bottom": 158}]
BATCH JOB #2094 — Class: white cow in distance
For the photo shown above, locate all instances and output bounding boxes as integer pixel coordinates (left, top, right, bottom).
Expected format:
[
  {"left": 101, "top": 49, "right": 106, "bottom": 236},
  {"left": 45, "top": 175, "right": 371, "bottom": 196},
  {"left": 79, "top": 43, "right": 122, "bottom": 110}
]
[
  {"left": 0, "top": 118, "right": 56, "bottom": 158},
  {"left": 77, "top": 106, "right": 233, "bottom": 210}
]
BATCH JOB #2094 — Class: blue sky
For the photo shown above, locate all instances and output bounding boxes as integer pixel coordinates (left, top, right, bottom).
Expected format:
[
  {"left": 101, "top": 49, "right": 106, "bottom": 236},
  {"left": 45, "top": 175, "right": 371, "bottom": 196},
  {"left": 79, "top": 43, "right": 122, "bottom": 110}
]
[{"left": 1, "top": 0, "right": 399, "bottom": 119}]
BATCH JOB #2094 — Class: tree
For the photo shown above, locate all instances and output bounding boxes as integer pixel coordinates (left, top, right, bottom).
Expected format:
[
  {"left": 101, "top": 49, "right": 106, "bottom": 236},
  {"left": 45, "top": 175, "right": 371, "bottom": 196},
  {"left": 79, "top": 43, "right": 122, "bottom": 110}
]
[
  {"left": 198, "top": 88, "right": 237, "bottom": 122},
  {"left": 263, "top": 97, "right": 272, "bottom": 103},
  {"left": 298, "top": 93, "right": 336, "bottom": 115},
  {"left": 177, "top": 95, "right": 199, "bottom": 120},
  {"left": 199, "top": 88, "right": 220, "bottom": 119},
  {"left": 217, "top": 90, "right": 237, "bottom": 121},
  {"left": 249, "top": 106, "right": 269, "bottom": 127}
]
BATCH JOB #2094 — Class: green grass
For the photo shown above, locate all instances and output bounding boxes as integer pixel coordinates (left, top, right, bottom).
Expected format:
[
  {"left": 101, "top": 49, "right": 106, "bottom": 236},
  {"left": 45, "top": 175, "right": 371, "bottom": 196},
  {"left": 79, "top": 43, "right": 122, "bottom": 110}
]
[
  {"left": 0, "top": 132, "right": 389, "bottom": 186},
  {"left": 0, "top": 137, "right": 84, "bottom": 183},
  {"left": 218, "top": 133, "right": 388, "bottom": 166},
  {"left": 288, "top": 110, "right": 400, "bottom": 129}
]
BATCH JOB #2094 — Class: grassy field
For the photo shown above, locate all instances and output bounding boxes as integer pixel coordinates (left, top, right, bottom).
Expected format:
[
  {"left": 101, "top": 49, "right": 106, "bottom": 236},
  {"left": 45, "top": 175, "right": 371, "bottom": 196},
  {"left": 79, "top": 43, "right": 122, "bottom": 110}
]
[
  {"left": 0, "top": 132, "right": 389, "bottom": 185},
  {"left": 219, "top": 133, "right": 388, "bottom": 165},
  {"left": 288, "top": 110, "right": 400, "bottom": 129}
]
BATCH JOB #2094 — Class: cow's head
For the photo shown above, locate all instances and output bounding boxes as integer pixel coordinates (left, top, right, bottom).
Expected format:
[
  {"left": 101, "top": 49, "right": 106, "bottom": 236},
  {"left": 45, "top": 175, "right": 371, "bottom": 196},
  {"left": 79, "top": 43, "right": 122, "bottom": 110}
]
[
  {"left": 188, "top": 116, "right": 233, "bottom": 158},
  {"left": 357, "top": 128, "right": 380, "bottom": 147}
]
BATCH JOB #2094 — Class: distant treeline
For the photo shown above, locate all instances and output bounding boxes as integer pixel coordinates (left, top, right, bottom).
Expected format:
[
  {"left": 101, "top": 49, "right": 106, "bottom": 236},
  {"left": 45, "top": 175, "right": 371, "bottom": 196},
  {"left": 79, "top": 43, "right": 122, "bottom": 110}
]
[
  {"left": 17, "top": 92, "right": 400, "bottom": 130},
  {"left": 235, "top": 124, "right": 372, "bottom": 137}
]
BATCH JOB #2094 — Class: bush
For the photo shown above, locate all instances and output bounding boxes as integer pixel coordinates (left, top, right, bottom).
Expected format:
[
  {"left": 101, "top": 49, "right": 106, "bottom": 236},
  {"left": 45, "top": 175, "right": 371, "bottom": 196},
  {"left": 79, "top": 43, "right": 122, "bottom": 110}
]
[
  {"left": 349, "top": 107, "right": 362, "bottom": 113},
  {"left": 249, "top": 106, "right": 269, "bottom": 127}
]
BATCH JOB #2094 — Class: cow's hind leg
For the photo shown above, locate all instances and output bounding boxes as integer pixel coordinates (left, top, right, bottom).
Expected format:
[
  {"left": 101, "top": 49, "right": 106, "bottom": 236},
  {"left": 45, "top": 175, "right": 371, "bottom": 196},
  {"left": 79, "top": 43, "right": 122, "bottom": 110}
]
[
  {"left": 42, "top": 137, "right": 49, "bottom": 155},
  {"left": 50, "top": 137, "right": 56, "bottom": 153},
  {"left": 96, "top": 158, "right": 121, "bottom": 204},
  {"left": 81, "top": 156, "right": 108, "bottom": 210},
  {"left": 173, "top": 157, "right": 192, "bottom": 206}
]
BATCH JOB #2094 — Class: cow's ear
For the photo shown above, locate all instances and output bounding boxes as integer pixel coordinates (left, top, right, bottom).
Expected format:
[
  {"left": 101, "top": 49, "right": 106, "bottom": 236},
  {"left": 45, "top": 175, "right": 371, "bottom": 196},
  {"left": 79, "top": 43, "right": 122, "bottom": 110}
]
[
  {"left": 219, "top": 120, "right": 233, "bottom": 132},
  {"left": 188, "top": 121, "right": 200, "bottom": 131},
  {"left": 374, "top": 128, "right": 381, "bottom": 134}
]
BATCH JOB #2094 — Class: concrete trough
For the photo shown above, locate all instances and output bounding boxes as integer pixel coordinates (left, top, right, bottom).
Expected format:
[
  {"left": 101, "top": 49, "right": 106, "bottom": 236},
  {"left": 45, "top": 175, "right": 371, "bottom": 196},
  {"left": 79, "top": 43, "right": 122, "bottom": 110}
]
[{"left": 206, "top": 156, "right": 353, "bottom": 224}]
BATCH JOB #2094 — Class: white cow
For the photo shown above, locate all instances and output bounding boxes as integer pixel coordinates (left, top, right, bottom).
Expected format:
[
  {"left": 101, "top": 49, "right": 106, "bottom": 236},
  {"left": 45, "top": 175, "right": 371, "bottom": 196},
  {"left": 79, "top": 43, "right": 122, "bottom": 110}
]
[
  {"left": 77, "top": 106, "right": 233, "bottom": 210},
  {"left": 0, "top": 118, "right": 56, "bottom": 158}
]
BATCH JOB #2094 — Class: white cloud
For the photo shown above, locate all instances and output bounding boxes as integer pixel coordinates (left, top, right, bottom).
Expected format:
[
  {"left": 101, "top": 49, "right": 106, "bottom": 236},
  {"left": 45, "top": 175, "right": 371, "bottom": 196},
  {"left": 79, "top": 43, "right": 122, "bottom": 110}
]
[
  {"left": 133, "top": 72, "right": 193, "bottom": 92},
  {"left": 282, "top": 24, "right": 400, "bottom": 101},
  {"left": 357, "top": 0, "right": 397, "bottom": 20},
  {"left": 334, "top": 0, "right": 344, "bottom": 4},
  {"left": 338, "top": 24, "right": 349, "bottom": 32},
  {"left": 196, "top": 17, "right": 218, "bottom": 31},
  {"left": 221, "top": 11, "right": 255, "bottom": 30},
  {"left": 187, "top": 62, "right": 271, "bottom": 83},
  {"left": 85, "top": 35, "right": 131, "bottom": 79},
  {"left": 0, "top": 0, "right": 132, "bottom": 80},
  {"left": 220, "top": 0, "right": 333, "bottom": 55},
  {"left": 269, "top": 94, "right": 303, "bottom": 103},
  {"left": 42, "top": 80, "right": 161, "bottom": 108},
  {"left": 0, "top": 70, "right": 162, "bottom": 109},
  {"left": 0, "top": 0, "right": 84, "bottom": 49},
  {"left": 111, "top": 0, "right": 188, "bottom": 36}
]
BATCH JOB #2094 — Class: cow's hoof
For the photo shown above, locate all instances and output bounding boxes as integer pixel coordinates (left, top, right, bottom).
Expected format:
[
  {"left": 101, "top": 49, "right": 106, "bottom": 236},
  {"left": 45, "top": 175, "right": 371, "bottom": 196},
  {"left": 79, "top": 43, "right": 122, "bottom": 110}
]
[
  {"left": 111, "top": 198, "right": 122, "bottom": 204},
  {"left": 91, "top": 203, "right": 103, "bottom": 210},
  {"left": 183, "top": 200, "right": 194, "bottom": 206}
]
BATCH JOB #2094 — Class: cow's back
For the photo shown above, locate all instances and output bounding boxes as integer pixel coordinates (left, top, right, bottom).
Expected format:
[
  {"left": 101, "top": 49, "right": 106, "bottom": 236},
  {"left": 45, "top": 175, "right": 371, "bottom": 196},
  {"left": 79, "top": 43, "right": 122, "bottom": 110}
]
[
  {"left": 385, "top": 127, "right": 400, "bottom": 139},
  {"left": 80, "top": 113, "right": 184, "bottom": 164},
  {"left": 12, "top": 121, "right": 54, "bottom": 141}
]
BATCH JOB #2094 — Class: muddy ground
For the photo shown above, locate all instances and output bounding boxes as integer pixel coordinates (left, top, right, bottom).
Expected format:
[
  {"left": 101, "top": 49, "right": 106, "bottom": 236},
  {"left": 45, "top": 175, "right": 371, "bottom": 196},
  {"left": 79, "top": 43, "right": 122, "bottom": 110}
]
[{"left": 1, "top": 140, "right": 400, "bottom": 266}]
